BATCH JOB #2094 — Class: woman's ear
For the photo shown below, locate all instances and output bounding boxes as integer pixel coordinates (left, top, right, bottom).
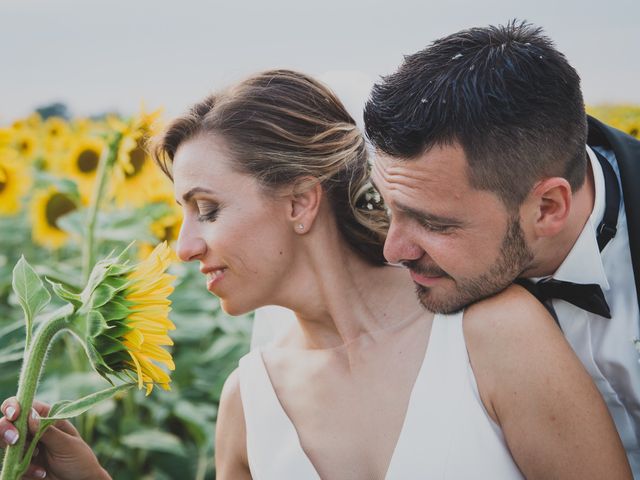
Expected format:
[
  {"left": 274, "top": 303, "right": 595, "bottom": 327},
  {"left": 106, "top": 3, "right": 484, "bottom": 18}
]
[
  {"left": 527, "top": 177, "right": 572, "bottom": 238},
  {"left": 287, "top": 178, "right": 323, "bottom": 234}
]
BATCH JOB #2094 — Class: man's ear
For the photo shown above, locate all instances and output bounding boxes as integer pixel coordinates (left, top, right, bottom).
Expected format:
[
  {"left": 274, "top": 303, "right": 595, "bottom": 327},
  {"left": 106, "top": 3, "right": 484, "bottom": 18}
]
[
  {"left": 528, "top": 177, "right": 572, "bottom": 238},
  {"left": 287, "top": 178, "right": 323, "bottom": 234}
]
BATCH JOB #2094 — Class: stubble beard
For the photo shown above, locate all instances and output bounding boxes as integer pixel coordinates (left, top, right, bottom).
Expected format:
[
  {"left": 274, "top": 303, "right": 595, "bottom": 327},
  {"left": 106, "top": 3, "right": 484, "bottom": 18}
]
[{"left": 415, "top": 215, "right": 534, "bottom": 314}]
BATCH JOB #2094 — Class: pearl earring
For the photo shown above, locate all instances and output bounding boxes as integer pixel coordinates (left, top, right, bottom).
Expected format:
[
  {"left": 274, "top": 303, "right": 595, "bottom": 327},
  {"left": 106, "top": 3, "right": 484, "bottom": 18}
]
[{"left": 297, "top": 223, "right": 304, "bottom": 230}]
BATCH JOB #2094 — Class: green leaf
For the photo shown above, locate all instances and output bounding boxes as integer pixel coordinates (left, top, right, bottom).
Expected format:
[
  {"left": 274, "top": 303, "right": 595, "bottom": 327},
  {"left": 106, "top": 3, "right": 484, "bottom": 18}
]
[
  {"left": 172, "top": 400, "right": 217, "bottom": 444},
  {"left": 43, "top": 383, "right": 134, "bottom": 421},
  {"left": 47, "top": 279, "right": 82, "bottom": 310},
  {"left": 121, "top": 429, "right": 187, "bottom": 456},
  {"left": 81, "top": 340, "right": 115, "bottom": 380},
  {"left": 12, "top": 256, "right": 51, "bottom": 345},
  {"left": 0, "top": 351, "right": 25, "bottom": 363},
  {"left": 87, "top": 310, "right": 108, "bottom": 338},
  {"left": 95, "top": 334, "right": 126, "bottom": 355},
  {"left": 90, "top": 284, "right": 119, "bottom": 309}
]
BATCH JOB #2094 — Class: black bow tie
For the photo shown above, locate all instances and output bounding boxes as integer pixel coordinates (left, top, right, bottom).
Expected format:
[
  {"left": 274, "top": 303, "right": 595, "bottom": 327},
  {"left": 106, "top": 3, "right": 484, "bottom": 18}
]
[{"left": 516, "top": 278, "right": 611, "bottom": 319}]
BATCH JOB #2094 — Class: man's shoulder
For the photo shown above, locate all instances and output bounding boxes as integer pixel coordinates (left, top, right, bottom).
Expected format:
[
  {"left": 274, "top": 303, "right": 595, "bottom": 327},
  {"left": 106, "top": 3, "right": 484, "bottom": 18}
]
[{"left": 588, "top": 115, "right": 640, "bottom": 156}]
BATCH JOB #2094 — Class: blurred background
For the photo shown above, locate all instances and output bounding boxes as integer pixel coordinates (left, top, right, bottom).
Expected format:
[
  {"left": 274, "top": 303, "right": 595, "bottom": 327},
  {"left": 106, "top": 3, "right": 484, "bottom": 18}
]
[
  {"left": 1, "top": 1, "right": 638, "bottom": 479},
  {"left": 3, "top": 0, "right": 640, "bottom": 123}
]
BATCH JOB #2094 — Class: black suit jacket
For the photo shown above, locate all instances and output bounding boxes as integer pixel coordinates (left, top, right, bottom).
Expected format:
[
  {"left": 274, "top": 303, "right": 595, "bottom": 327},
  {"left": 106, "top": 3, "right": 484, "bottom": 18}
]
[{"left": 587, "top": 115, "right": 640, "bottom": 310}]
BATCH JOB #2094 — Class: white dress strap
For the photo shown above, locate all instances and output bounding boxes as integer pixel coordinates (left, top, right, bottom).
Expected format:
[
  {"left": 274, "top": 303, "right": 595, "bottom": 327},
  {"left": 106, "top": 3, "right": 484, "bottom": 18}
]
[{"left": 238, "top": 350, "right": 320, "bottom": 479}]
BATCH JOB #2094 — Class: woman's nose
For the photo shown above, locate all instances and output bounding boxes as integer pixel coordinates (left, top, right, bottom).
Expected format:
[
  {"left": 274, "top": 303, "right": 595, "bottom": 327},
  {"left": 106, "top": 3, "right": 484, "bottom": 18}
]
[{"left": 176, "top": 222, "right": 207, "bottom": 262}]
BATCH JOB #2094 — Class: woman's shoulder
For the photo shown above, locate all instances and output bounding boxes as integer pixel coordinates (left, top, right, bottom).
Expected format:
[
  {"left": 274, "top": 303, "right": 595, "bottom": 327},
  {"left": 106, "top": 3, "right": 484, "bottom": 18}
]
[
  {"left": 219, "top": 368, "right": 244, "bottom": 426},
  {"left": 461, "top": 284, "right": 568, "bottom": 421},
  {"left": 216, "top": 368, "right": 251, "bottom": 474},
  {"left": 463, "top": 283, "right": 559, "bottom": 346}
]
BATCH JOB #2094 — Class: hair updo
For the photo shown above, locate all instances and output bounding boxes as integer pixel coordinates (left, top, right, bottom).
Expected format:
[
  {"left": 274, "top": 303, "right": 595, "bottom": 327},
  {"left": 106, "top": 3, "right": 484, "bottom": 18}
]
[{"left": 152, "top": 69, "right": 388, "bottom": 265}]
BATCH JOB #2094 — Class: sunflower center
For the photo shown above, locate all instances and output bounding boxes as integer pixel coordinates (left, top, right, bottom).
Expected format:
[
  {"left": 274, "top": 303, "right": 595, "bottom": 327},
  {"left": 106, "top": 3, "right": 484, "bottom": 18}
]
[
  {"left": 77, "top": 149, "right": 100, "bottom": 173},
  {"left": 0, "top": 166, "right": 7, "bottom": 194},
  {"left": 19, "top": 140, "right": 30, "bottom": 153},
  {"left": 162, "top": 225, "right": 174, "bottom": 242},
  {"left": 125, "top": 143, "right": 146, "bottom": 179},
  {"left": 45, "top": 193, "right": 76, "bottom": 229}
]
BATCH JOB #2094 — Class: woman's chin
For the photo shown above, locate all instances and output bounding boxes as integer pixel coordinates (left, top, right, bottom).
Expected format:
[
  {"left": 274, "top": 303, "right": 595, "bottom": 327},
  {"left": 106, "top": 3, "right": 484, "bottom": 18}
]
[{"left": 219, "top": 298, "right": 254, "bottom": 317}]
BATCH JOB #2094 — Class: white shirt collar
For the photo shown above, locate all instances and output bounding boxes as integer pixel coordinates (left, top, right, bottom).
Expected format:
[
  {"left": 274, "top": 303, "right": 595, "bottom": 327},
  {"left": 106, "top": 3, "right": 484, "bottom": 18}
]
[{"left": 549, "top": 146, "right": 610, "bottom": 289}]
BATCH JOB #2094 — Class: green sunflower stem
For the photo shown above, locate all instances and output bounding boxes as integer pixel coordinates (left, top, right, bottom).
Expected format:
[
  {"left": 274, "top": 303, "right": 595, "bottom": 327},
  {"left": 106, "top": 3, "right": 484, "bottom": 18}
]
[
  {"left": 81, "top": 132, "right": 123, "bottom": 284},
  {"left": 0, "top": 304, "right": 74, "bottom": 480}
]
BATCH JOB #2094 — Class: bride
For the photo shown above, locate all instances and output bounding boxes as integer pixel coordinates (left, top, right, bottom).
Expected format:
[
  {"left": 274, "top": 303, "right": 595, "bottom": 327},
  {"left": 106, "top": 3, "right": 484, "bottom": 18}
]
[{"left": 0, "top": 70, "right": 631, "bottom": 479}]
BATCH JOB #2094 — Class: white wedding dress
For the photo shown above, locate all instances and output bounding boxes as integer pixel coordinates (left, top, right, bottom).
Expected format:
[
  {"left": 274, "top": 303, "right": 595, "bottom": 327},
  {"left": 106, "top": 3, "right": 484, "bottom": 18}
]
[{"left": 239, "top": 310, "right": 524, "bottom": 479}]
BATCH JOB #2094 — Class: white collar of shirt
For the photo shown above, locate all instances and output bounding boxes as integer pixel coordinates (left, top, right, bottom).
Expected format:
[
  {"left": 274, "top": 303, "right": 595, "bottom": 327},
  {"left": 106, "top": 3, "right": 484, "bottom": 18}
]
[{"left": 544, "top": 146, "right": 610, "bottom": 290}]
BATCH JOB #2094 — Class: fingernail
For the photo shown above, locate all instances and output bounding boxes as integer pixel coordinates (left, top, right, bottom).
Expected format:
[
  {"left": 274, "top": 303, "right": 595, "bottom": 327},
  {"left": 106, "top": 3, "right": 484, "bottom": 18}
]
[
  {"left": 34, "top": 468, "right": 47, "bottom": 478},
  {"left": 3, "top": 429, "right": 18, "bottom": 445},
  {"left": 31, "top": 408, "right": 39, "bottom": 420},
  {"left": 5, "top": 406, "right": 15, "bottom": 420}
]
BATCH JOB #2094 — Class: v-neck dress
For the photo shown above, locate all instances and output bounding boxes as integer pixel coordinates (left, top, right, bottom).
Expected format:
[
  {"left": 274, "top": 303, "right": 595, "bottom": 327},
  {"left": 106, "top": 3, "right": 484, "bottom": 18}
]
[{"left": 237, "top": 310, "right": 524, "bottom": 479}]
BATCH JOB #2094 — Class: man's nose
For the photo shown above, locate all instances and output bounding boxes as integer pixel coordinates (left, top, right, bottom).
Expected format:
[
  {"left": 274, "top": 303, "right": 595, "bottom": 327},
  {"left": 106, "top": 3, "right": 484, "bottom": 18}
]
[
  {"left": 176, "top": 221, "right": 207, "bottom": 262},
  {"left": 383, "top": 219, "right": 424, "bottom": 265}
]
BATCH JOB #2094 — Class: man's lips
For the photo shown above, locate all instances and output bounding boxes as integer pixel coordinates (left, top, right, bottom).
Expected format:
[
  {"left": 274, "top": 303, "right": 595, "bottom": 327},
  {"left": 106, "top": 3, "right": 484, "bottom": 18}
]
[{"left": 409, "top": 269, "right": 445, "bottom": 287}]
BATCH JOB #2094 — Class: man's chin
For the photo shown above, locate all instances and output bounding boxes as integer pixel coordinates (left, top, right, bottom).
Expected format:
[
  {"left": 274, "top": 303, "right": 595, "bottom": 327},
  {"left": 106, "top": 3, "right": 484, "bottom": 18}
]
[{"left": 416, "top": 285, "right": 468, "bottom": 314}]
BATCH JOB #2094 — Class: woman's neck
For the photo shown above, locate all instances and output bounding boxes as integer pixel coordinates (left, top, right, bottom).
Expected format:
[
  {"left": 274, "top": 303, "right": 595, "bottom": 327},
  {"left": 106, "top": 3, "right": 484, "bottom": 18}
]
[{"left": 274, "top": 219, "right": 422, "bottom": 350}]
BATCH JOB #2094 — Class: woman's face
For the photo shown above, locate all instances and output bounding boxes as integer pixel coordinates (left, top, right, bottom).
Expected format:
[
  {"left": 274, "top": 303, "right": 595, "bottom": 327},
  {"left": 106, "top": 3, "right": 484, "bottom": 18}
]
[{"left": 173, "top": 134, "right": 295, "bottom": 315}]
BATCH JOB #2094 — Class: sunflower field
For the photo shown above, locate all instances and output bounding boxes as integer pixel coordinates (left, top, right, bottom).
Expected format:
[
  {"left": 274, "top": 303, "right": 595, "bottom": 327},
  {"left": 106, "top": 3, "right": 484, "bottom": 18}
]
[
  {"left": 0, "top": 110, "right": 252, "bottom": 479},
  {"left": 0, "top": 105, "right": 639, "bottom": 479}
]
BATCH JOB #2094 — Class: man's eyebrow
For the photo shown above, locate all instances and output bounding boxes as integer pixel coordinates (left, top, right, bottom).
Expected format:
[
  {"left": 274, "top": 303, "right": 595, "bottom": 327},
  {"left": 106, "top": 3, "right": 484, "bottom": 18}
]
[
  {"left": 396, "top": 202, "right": 462, "bottom": 226},
  {"left": 181, "top": 187, "right": 216, "bottom": 204}
]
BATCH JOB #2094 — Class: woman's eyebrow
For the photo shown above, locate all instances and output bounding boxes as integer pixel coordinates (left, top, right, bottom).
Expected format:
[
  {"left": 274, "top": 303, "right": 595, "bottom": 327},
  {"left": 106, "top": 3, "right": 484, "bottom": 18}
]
[{"left": 182, "top": 187, "right": 216, "bottom": 203}]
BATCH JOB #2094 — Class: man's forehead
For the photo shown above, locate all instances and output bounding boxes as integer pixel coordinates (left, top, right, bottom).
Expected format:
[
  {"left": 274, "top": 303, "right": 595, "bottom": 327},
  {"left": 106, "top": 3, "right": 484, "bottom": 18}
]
[
  {"left": 371, "top": 152, "right": 437, "bottom": 191},
  {"left": 372, "top": 144, "right": 470, "bottom": 188}
]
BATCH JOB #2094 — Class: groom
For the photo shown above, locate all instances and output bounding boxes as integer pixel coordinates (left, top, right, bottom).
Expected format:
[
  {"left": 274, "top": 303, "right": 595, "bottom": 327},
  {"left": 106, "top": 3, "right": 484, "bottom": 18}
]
[{"left": 365, "top": 21, "right": 640, "bottom": 474}]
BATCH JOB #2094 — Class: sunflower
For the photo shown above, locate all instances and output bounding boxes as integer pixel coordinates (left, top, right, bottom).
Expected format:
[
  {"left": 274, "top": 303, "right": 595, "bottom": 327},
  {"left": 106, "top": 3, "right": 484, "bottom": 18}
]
[
  {"left": 587, "top": 104, "right": 640, "bottom": 139},
  {"left": 10, "top": 129, "right": 39, "bottom": 163},
  {"left": 42, "top": 116, "right": 72, "bottom": 156},
  {"left": 43, "top": 116, "right": 70, "bottom": 139},
  {"left": 79, "top": 242, "right": 176, "bottom": 394},
  {"left": 62, "top": 136, "right": 106, "bottom": 204},
  {"left": 137, "top": 175, "right": 183, "bottom": 256},
  {"left": 139, "top": 204, "right": 183, "bottom": 259},
  {"left": 30, "top": 186, "right": 78, "bottom": 249},
  {"left": 0, "top": 128, "right": 11, "bottom": 151},
  {"left": 11, "top": 113, "right": 42, "bottom": 131},
  {"left": 0, "top": 156, "right": 31, "bottom": 216},
  {"left": 110, "top": 109, "right": 163, "bottom": 207}
]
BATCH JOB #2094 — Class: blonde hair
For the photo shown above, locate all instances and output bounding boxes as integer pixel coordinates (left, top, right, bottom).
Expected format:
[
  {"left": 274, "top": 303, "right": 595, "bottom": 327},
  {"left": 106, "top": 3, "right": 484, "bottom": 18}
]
[{"left": 152, "top": 69, "right": 388, "bottom": 265}]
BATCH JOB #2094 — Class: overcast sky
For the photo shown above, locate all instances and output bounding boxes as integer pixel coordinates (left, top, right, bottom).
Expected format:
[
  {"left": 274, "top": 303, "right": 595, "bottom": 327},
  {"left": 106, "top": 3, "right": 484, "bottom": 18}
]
[{"left": 2, "top": 0, "right": 638, "bottom": 125}]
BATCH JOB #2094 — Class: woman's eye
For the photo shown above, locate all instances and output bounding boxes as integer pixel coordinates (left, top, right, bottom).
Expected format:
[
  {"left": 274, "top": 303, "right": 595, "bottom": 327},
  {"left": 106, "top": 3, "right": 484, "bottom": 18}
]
[{"left": 196, "top": 204, "right": 219, "bottom": 222}]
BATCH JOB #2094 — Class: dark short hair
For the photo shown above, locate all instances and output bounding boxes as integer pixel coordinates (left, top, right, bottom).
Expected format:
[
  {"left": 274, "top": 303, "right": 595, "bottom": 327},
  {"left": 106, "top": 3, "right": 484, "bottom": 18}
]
[{"left": 364, "top": 20, "right": 588, "bottom": 209}]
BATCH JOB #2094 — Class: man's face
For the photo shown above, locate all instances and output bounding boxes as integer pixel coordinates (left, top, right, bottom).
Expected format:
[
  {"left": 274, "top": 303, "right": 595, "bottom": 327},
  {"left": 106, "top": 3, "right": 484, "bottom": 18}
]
[{"left": 371, "top": 142, "right": 534, "bottom": 313}]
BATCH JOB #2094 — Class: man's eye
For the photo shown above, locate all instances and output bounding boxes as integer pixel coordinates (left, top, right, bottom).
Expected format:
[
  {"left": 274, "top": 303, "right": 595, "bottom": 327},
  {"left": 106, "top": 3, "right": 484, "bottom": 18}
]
[{"left": 420, "top": 221, "right": 452, "bottom": 233}]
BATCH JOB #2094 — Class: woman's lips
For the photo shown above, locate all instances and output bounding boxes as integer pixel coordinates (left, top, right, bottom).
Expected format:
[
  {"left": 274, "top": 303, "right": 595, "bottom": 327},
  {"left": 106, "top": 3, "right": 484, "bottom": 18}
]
[{"left": 205, "top": 268, "right": 227, "bottom": 290}]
